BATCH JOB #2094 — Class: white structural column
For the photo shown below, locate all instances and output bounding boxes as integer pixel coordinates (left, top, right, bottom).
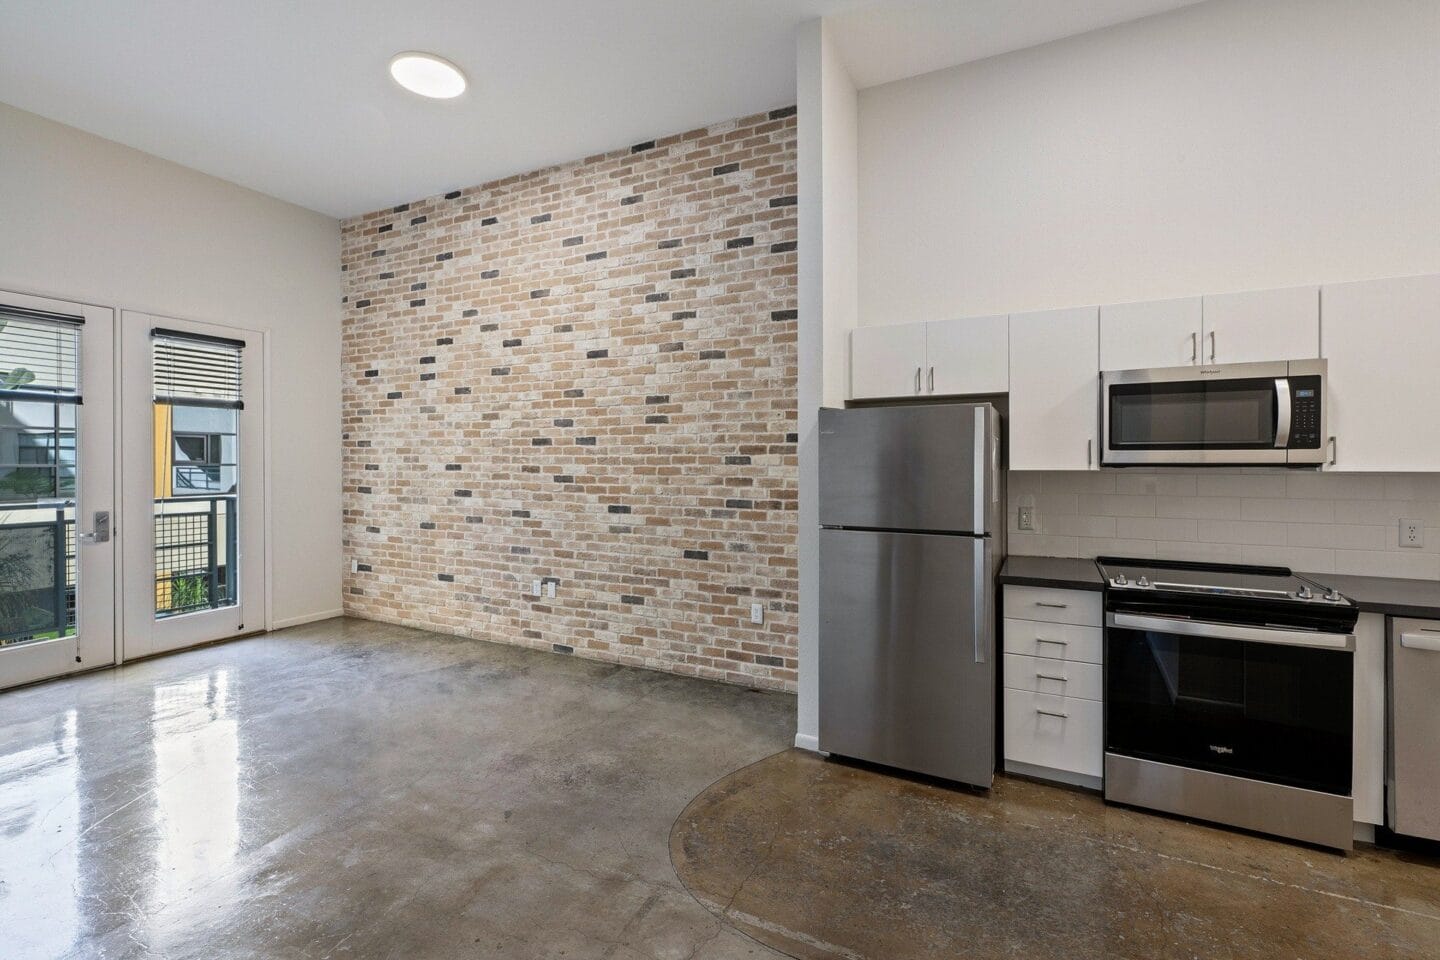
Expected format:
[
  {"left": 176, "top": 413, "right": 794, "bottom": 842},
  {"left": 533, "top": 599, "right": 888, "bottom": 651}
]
[{"left": 795, "top": 19, "right": 858, "bottom": 751}]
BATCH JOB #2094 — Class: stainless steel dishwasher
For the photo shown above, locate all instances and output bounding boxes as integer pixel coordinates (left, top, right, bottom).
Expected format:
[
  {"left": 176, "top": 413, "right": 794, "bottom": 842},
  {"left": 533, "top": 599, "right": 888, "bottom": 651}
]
[{"left": 1388, "top": 618, "right": 1440, "bottom": 841}]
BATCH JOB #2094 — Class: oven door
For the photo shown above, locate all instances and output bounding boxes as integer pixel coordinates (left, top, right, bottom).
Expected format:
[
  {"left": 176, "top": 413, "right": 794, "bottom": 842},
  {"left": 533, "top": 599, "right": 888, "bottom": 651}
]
[
  {"left": 1102, "top": 362, "right": 1290, "bottom": 465},
  {"left": 1105, "top": 611, "right": 1353, "bottom": 796}
]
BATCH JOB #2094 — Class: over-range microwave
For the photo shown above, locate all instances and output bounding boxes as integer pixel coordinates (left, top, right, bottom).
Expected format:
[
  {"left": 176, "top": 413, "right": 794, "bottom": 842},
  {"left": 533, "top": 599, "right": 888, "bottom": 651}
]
[{"left": 1101, "top": 359, "right": 1327, "bottom": 466}]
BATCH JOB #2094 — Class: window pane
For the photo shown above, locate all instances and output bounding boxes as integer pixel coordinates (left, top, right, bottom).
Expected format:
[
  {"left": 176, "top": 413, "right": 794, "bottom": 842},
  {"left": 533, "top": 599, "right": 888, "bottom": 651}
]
[
  {"left": 0, "top": 311, "right": 80, "bottom": 400},
  {"left": 0, "top": 504, "right": 75, "bottom": 647}
]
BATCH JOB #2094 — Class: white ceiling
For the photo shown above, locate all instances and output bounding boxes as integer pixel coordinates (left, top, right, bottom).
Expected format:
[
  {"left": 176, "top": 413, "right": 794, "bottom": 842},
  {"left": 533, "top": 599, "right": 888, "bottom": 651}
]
[{"left": 0, "top": 0, "right": 1207, "bottom": 219}]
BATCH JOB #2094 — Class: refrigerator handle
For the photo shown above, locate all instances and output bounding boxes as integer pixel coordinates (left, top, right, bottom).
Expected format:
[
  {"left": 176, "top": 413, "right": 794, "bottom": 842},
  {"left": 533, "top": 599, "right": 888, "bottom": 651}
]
[
  {"left": 973, "top": 538, "right": 987, "bottom": 664},
  {"left": 973, "top": 406, "right": 986, "bottom": 528}
]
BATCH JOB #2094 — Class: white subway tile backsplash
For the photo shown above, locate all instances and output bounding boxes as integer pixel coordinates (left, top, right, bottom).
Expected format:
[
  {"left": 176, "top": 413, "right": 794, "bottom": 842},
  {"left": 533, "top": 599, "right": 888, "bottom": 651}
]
[
  {"left": 1007, "top": 469, "right": 1440, "bottom": 581},
  {"left": 1240, "top": 498, "right": 1334, "bottom": 524},
  {"left": 1197, "top": 519, "right": 1288, "bottom": 546},
  {"left": 1195, "top": 474, "right": 1289, "bottom": 499},
  {"left": 1115, "top": 516, "right": 1197, "bottom": 541}
]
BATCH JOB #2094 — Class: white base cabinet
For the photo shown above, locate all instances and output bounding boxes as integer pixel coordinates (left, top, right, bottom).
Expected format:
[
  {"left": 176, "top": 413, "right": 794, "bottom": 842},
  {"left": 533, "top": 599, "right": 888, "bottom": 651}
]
[{"left": 1002, "top": 586, "right": 1103, "bottom": 788}]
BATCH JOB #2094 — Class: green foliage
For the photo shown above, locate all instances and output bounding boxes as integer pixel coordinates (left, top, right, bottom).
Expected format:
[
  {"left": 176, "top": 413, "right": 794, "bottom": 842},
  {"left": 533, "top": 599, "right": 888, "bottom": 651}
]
[
  {"left": 0, "top": 319, "right": 37, "bottom": 390},
  {"left": 169, "top": 575, "right": 210, "bottom": 610}
]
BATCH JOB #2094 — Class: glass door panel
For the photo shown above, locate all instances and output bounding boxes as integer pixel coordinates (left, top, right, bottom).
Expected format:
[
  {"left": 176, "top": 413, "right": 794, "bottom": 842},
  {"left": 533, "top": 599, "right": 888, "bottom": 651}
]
[
  {"left": 0, "top": 292, "right": 116, "bottom": 690},
  {"left": 120, "top": 314, "right": 263, "bottom": 659}
]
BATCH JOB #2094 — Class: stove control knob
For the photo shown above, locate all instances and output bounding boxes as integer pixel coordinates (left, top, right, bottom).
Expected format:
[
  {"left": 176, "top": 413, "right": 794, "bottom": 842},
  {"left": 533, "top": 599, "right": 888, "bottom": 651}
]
[
  {"left": 1297, "top": 585, "right": 1313, "bottom": 600},
  {"left": 1113, "top": 574, "right": 1128, "bottom": 586},
  {"left": 1325, "top": 588, "right": 1342, "bottom": 602},
  {"left": 1138, "top": 576, "right": 1151, "bottom": 588}
]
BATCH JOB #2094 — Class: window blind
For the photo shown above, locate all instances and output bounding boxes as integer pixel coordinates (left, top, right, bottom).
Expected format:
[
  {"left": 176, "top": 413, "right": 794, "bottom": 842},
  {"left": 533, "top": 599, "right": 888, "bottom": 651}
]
[
  {"left": 152, "top": 328, "right": 245, "bottom": 409},
  {"left": 0, "top": 306, "right": 82, "bottom": 404}
]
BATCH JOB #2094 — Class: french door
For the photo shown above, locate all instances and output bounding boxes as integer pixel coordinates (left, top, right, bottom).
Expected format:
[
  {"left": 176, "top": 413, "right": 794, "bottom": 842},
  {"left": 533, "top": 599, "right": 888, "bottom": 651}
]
[
  {"left": 0, "top": 292, "right": 116, "bottom": 689},
  {"left": 120, "top": 312, "right": 264, "bottom": 659}
]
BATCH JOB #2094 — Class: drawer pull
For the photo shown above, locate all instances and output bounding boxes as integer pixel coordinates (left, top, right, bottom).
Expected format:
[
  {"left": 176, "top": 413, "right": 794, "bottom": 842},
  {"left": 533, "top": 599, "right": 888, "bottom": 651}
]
[
  {"left": 1035, "top": 637, "right": 1068, "bottom": 646},
  {"left": 1035, "top": 601, "right": 1069, "bottom": 609},
  {"left": 1035, "top": 672, "right": 1067, "bottom": 682},
  {"left": 1036, "top": 709, "right": 1069, "bottom": 719}
]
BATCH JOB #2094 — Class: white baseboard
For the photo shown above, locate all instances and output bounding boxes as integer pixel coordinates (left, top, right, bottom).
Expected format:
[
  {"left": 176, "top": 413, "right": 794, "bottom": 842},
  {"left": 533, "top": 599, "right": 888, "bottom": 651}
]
[
  {"left": 793, "top": 732, "right": 821, "bottom": 753},
  {"left": 271, "top": 608, "right": 344, "bottom": 630}
]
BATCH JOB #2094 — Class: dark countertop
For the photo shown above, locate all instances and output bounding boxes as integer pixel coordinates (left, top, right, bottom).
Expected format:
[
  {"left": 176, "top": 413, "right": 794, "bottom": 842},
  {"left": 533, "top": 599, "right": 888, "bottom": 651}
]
[
  {"left": 997, "top": 556, "right": 1104, "bottom": 592},
  {"left": 1302, "top": 572, "right": 1440, "bottom": 620},
  {"left": 999, "top": 555, "right": 1440, "bottom": 619}
]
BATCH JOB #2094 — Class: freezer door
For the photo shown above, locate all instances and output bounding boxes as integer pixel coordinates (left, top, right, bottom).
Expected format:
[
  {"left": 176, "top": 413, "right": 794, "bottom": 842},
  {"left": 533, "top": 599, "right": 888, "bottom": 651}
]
[
  {"left": 819, "top": 404, "right": 997, "bottom": 534},
  {"left": 1389, "top": 619, "right": 1440, "bottom": 841},
  {"left": 818, "top": 528, "right": 995, "bottom": 786}
]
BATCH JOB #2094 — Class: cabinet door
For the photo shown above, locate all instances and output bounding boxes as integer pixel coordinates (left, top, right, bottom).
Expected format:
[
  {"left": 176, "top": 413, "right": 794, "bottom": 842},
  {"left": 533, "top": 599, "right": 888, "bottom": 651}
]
[
  {"left": 1009, "top": 306, "right": 1099, "bottom": 470},
  {"left": 849, "top": 323, "right": 925, "bottom": 400},
  {"left": 1099, "top": 297, "right": 1201, "bottom": 371},
  {"left": 925, "top": 315, "right": 1008, "bottom": 396},
  {"left": 1322, "top": 274, "right": 1440, "bottom": 471},
  {"left": 1202, "top": 286, "right": 1318, "bottom": 364}
]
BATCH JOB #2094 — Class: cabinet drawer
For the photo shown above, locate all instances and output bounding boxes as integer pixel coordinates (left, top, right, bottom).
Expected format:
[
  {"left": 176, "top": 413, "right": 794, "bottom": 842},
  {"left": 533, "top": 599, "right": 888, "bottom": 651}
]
[
  {"left": 1004, "top": 653, "right": 1103, "bottom": 701},
  {"left": 1004, "top": 689, "right": 1103, "bottom": 778},
  {"left": 1002, "top": 618, "right": 1103, "bottom": 664},
  {"left": 1003, "top": 585, "right": 1102, "bottom": 627}
]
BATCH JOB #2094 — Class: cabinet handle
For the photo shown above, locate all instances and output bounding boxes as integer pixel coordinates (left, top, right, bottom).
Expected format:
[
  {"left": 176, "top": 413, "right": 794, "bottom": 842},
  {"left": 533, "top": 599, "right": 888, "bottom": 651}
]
[
  {"left": 1087, "top": 438, "right": 1093, "bottom": 467},
  {"left": 914, "top": 367, "right": 921, "bottom": 395},
  {"left": 1035, "top": 672, "right": 1068, "bottom": 682},
  {"left": 1035, "top": 602, "right": 1068, "bottom": 610},
  {"left": 1190, "top": 331, "right": 1198, "bottom": 363},
  {"left": 928, "top": 366, "right": 934, "bottom": 393},
  {"left": 1327, "top": 436, "right": 1337, "bottom": 465},
  {"left": 1209, "top": 330, "right": 1216, "bottom": 362},
  {"left": 1036, "top": 709, "right": 1069, "bottom": 719}
]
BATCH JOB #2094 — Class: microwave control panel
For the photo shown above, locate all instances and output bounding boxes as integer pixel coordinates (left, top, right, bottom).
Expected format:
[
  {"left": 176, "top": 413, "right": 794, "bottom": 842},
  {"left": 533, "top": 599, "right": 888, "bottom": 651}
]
[{"left": 1288, "top": 377, "right": 1323, "bottom": 449}]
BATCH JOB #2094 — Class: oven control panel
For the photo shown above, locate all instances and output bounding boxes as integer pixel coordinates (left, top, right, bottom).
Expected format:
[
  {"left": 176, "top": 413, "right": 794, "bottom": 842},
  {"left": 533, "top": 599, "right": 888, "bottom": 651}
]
[{"left": 1287, "top": 376, "right": 1323, "bottom": 449}]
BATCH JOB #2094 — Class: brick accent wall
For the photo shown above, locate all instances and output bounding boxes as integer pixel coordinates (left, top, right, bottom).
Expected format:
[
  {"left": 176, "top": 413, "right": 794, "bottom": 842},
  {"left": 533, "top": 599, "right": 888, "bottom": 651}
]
[{"left": 339, "top": 108, "right": 798, "bottom": 690}]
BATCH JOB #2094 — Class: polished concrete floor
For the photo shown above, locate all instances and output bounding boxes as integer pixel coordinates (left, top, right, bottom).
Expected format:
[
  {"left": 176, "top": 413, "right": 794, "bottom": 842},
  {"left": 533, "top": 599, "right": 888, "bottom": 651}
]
[
  {"left": 0, "top": 617, "right": 796, "bottom": 960},
  {"left": 673, "top": 750, "right": 1440, "bottom": 960}
]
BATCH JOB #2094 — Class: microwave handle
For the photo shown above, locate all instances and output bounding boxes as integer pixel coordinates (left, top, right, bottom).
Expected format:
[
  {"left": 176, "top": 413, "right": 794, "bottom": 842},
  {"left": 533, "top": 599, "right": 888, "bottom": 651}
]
[{"left": 1274, "top": 378, "right": 1291, "bottom": 449}]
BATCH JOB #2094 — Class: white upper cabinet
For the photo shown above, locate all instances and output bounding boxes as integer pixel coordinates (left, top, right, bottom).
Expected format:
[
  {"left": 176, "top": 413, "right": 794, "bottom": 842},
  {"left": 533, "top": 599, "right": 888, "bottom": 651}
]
[
  {"left": 1009, "top": 306, "right": 1100, "bottom": 471},
  {"left": 1322, "top": 274, "right": 1440, "bottom": 472},
  {"left": 925, "top": 315, "right": 1008, "bottom": 396},
  {"left": 850, "top": 323, "right": 926, "bottom": 399},
  {"left": 1099, "top": 297, "right": 1202, "bottom": 371},
  {"left": 1202, "top": 286, "right": 1319, "bottom": 364}
]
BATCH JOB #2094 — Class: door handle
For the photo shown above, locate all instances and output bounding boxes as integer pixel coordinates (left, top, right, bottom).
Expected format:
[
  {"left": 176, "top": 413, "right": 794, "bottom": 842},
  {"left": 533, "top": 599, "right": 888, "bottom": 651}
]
[
  {"left": 1327, "top": 436, "right": 1337, "bottom": 465},
  {"left": 77, "top": 510, "right": 110, "bottom": 544},
  {"left": 927, "top": 366, "right": 934, "bottom": 393},
  {"left": 1190, "top": 331, "right": 1198, "bottom": 363},
  {"left": 1399, "top": 632, "right": 1440, "bottom": 652},
  {"left": 1209, "top": 330, "right": 1216, "bottom": 362},
  {"left": 914, "top": 367, "right": 921, "bottom": 395}
]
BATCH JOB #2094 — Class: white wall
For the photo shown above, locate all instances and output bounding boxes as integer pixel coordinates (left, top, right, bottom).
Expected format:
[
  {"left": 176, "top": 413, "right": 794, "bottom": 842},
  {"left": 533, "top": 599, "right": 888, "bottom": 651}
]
[
  {"left": 796, "top": 20, "right": 859, "bottom": 751},
  {"left": 857, "top": 0, "right": 1440, "bottom": 324},
  {"left": 0, "top": 102, "right": 342, "bottom": 630}
]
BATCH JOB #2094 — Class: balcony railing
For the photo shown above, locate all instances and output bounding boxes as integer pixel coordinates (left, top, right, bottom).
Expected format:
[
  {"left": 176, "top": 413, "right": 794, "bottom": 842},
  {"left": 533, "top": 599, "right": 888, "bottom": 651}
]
[
  {"left": 155, "top": 494, "right": 237, "bottom": 618},
  {"left": 0, "top": 494, "right": 236, "bottom": 646}
]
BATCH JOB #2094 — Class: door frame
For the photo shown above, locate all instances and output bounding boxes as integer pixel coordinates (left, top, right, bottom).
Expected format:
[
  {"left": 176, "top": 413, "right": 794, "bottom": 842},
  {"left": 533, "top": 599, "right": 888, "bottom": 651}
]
[
  {"left": 118, "top": 310, "right": 268, "bottom": 662},
  {"left": 0, "top": 289, "right": 118, "bottom": 689}
]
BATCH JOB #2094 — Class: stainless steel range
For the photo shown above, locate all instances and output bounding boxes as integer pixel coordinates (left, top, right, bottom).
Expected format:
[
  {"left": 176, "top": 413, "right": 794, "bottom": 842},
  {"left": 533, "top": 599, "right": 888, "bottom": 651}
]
[{"left": 1097, "top": 557, "right": 1359, "bottom": 850}]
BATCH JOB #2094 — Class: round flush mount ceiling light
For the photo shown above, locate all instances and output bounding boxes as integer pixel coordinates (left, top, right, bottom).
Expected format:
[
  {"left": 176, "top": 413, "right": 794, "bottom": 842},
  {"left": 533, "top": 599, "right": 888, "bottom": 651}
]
[{"left": 389, "top": 52, "right": 467, "bottom": 99}]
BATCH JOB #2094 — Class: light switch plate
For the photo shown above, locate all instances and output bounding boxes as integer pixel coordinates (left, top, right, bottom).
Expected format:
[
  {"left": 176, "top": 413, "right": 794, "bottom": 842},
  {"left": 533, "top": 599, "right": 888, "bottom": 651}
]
[
  {"left": 546, "top": 581, "right": 556, "bottom": 598},
  {"left": 750, "top": 602, "right": 764, "bottom": 625},
  {"left": 532, "top": 579, "right": 543, "bottom": 596},
  {"left": 1401, "top": 519, "right": 1424, "bottom": 548}
]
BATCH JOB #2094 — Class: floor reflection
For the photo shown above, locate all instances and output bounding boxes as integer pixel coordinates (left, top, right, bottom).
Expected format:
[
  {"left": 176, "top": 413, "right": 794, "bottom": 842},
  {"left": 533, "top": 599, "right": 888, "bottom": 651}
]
[
  {"left": 149, "top": 669, "right": 239, "bottom": 918},
  {"left": 0, "top": 709, "right": 80, "bottom": 958}
]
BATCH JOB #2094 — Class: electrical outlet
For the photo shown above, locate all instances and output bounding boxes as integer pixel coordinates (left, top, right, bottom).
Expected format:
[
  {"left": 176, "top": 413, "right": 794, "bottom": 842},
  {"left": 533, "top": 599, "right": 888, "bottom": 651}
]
[
  {"left": 546, "top": 581, "right": 556, "bottom": 599},
  {"left": 1401, "top": 519, "right": 1424, "bottom": 548},
  {"left": 1018, "top": 506, "right": 1035, "bottom": 531},
  {"left": 750, "top": 602, "right": 764, "bottom": 625},
  {"left": 532, "top": 579, "right": 543, "bottom": 596}
]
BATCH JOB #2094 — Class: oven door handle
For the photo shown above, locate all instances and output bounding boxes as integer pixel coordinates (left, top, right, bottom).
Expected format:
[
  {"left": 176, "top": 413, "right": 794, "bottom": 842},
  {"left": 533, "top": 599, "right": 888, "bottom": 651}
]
[
  {"left": 1274, "top": 377, "right": 1291, "bottom": 449},
  {"left": 1107, "top": 612, "right": 1354, "bottom": 651}
]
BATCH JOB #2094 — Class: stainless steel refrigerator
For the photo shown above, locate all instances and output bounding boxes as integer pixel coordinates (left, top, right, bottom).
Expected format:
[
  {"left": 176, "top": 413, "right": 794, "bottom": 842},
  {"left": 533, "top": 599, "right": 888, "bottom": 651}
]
[{"left": 818, "top": 403, "right": 1002, "bottom": 787}]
